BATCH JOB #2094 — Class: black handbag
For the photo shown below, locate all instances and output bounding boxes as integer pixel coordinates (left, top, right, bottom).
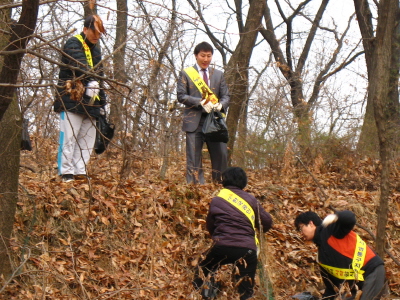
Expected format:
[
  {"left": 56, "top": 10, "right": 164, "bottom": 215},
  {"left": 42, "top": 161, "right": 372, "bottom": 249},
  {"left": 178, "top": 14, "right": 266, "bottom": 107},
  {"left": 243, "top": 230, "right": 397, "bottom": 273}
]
[
  {"left": 202, "top": 109, "right": 229, "bottom": 143},
  {"left": 94, "top": 114, "right": 115, "bottom": 154}
]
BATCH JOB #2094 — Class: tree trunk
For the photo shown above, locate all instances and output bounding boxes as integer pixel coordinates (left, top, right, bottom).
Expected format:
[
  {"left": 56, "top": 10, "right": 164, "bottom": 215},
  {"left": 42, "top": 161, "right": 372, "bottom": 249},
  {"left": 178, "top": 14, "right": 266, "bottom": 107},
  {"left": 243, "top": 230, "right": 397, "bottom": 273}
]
[
  {"left": 0, "top": 99, "right": 21, "bottom": 278},
  {"left": 354, "top": 0, "right": 379, "bottom": 155},
  {"left": 109, "top": 0, "right": 128, "bottom": 132},
  {"left": 225, "top": 0, "right": 265, "bottom": 166},
  {"left": 290, "top": 76, "right": 311, "bottom": 159},
  {"left": 0, "top": 0, "right": 39, "bottom": 122},
  {"left": 369, "top": 0, "right": 399, "bottom": 257},
  {"left": 83, "top": 0, "right": 97, "bottom": 16},
  {"left": 0, "top": 0, "right": 39, "bottom": 277}
]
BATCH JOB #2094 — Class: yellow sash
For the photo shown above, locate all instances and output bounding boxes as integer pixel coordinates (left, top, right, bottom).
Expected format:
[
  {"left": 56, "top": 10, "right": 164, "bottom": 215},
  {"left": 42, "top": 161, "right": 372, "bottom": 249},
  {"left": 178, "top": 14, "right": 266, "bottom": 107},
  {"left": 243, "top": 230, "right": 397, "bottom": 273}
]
[
  {"left": 184, "top": 66, "right": 219, "bottom": 104},
  {"left": 74, "top": 34, "right": 100, "bottom": 104},
  {"left": 319, "top": 234, "right": 366, "bottom": 281},
  {"left": 217, "top": 188, "right": 259, "bottom": 246}
]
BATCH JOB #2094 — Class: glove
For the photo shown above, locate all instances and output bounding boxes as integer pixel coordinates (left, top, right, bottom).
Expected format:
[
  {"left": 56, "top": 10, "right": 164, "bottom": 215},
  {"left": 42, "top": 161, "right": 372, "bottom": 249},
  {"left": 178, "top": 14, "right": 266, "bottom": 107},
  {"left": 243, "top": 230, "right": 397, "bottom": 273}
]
[
  {"left": 322, "top": 214, "right": 338, "bottom": 227},
  {"left": 86, "top": 81, "right": 100, "bottom": 98},
  {"left": 200, "top": 99, "right": 213, "bottom": 113},
  {"left": 213, "top": 103, "right": 222, "bottom": 112}
]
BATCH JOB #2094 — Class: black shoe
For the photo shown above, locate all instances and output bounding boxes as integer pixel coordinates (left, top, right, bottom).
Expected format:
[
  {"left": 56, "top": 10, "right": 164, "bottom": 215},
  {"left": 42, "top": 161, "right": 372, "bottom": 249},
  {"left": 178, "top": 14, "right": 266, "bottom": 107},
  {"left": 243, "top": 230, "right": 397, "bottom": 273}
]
[
  {"left": 62, "top": 174, "right": 74, "bottom": 182},
  {"left": 74, "top": 174, "right": 91, "bottom": 180}
]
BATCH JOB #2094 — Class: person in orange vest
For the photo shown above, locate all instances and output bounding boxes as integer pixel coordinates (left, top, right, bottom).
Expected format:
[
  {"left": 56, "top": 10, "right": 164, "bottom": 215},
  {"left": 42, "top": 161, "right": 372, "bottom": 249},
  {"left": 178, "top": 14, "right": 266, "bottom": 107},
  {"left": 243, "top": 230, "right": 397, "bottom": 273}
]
[{"left": 294, "top": 210, "right": 385, "bottom": 300}]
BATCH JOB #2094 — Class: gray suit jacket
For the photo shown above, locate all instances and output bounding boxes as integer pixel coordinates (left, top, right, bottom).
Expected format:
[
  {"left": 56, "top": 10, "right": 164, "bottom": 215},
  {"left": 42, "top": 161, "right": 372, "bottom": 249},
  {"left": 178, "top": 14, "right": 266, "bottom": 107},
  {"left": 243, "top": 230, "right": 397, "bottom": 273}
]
[{"left": 177, "top": 65, "right": 230, "bottom": 132}]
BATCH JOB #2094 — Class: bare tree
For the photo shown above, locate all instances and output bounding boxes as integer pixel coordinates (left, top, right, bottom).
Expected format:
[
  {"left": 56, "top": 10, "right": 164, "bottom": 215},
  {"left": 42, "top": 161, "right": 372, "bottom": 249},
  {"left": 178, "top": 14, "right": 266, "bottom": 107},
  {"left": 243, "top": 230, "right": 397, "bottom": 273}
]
[
  {"left": 0, "top": 0, "right": 39, "bottom": 277},
  {"left": 0, "top": 1, "right": 39, "bottom": 121},
  {"left": 224, "top": 0, "right": 266, "bottom": 166},
  {"left": 354, "top": 0, "right": 400, "bottom": 157},
  {"left": 353, "top": 0, "right": 378, "bottom": 154},
  {"left": 109, "top": 0, "right": 128, "bottom": 132},
  {"left": 260, "top": 0, "right": 362, "bottom": 161},
  {"left": 367, "top": 0, "right": 399, "bottom": 257}
]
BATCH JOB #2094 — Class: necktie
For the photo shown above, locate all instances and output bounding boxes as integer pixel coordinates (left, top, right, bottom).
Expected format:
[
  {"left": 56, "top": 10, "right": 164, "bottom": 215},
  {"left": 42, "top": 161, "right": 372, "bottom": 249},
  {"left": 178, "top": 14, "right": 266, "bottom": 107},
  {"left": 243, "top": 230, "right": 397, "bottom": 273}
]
[{"left": 202, "top": 69, "right": 208, "bottom": 86}]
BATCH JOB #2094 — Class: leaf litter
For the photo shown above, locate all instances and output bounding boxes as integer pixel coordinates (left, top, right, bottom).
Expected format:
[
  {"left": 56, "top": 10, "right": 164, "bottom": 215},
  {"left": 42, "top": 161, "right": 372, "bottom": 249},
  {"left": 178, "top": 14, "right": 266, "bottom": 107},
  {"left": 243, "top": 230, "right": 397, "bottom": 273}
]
[{"left": 2, "top": 148, "right": 399, "bottom": 299}]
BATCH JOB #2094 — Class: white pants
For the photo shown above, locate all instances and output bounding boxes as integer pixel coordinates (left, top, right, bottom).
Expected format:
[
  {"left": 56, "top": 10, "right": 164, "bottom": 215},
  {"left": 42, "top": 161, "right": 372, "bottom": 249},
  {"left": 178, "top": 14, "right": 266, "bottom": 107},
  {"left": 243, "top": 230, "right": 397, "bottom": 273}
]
[{"left": 57, "top": 111, "right": 96, "bottom": 175}]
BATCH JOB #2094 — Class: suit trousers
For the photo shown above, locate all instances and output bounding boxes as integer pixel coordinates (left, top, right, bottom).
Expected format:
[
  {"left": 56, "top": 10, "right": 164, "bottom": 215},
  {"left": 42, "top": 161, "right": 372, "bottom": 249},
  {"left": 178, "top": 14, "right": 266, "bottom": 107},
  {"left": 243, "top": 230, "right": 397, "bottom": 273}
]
[
  {"left": 57, "top": 111, "right": 96, "bottom": 176},
  {"left": 185, "top": 114, "right": 227, "bottom": 184}
]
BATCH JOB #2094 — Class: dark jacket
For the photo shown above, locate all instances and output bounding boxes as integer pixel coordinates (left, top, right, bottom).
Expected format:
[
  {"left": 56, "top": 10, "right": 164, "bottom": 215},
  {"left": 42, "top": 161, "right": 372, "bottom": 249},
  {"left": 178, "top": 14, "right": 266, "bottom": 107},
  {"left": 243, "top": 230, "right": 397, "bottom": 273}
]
[
  {"left": 314, "top": 210, "right": 384, "bottom": 299},
  {"left": 206, "top": 186, "right": 273, "bottom": 251},
  {"left": 54, "top": 32, "right": 106, "bottom": 118},
  {"left": 177, "top": 66, "right": 230, "bottom": 132}
]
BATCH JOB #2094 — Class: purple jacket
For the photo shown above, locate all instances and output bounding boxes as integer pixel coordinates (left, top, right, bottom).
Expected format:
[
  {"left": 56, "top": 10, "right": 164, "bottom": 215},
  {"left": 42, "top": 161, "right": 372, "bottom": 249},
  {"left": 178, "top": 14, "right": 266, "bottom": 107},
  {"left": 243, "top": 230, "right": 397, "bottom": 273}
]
[{"left": 206, "top": 186, "right": 273, "bottom": 251}]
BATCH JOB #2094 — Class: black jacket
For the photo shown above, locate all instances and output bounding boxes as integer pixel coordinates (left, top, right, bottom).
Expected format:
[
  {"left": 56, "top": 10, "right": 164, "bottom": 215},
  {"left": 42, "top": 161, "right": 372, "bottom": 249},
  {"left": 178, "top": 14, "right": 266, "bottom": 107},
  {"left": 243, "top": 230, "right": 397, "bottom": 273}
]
[
  {"left": 206, "top": 186, "right": 273, "bottom": 251},
  {"left": 314, "top": 210, "right": 384, "bottom": 299},
  {"left": 54, "top": 32, "right": 106, "bottom": 118}
]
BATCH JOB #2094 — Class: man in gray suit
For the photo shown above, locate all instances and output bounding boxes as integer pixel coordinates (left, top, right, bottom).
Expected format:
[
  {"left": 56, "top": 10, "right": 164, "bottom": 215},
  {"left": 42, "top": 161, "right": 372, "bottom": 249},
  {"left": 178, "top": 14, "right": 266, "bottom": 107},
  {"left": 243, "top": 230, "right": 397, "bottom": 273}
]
[{"left": 177, "top": 42, "right": 230, "bottom": 184}]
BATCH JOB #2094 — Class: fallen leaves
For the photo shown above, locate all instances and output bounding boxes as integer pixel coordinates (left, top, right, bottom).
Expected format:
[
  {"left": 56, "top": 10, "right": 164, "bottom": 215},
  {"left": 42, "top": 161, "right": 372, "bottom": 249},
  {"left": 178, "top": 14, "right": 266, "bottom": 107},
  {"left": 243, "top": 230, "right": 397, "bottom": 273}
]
[{"left": 2, "top": 150, "right": 398, "bottom": 299}]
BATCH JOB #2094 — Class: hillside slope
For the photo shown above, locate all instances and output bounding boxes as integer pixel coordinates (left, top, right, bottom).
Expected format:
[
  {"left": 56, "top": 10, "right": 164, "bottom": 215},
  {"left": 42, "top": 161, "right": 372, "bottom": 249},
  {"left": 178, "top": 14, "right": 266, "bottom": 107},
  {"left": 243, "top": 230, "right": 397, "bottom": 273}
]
[{"left": 1, "top": 147, "right": 399, "bottom": 299}]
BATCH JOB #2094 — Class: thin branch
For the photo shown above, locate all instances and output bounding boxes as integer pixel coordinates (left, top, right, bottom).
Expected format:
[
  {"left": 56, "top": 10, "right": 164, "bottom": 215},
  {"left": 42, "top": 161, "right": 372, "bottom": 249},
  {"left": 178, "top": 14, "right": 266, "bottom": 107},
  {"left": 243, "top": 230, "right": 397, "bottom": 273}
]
[
  {"left": 295, "top": 0, "right": 330, "bottom": 74},
  {"left": 0, "top": 0, "right": 57, "bottom": 9},
  {"left": 0, "top": 248, "right": 31, "bottom": 293},
  {"left": 185, "top": 0, "right": 233, "bottom": 62},
  {"left": 308, "top": 13, "right": 357, "bottom": 107}
]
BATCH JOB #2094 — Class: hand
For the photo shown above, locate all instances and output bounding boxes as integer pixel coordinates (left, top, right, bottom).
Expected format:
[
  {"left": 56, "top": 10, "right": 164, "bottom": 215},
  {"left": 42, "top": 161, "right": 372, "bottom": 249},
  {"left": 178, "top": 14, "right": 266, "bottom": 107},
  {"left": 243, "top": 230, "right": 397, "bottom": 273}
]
[
  {"left": 100, "top": 107, "right": 106, "bottom": 115},
  {"left": 322, "top": 214, "right": 338, "bottom": 227},
  {"left": 86, "top": 81, "right": 100, "bottom": 98},
  {"left": 213, "top": 103, "right": 222, "bottom": 112},
  {"left": 200, "top": 99, "right": 213, "bottom": 113}
]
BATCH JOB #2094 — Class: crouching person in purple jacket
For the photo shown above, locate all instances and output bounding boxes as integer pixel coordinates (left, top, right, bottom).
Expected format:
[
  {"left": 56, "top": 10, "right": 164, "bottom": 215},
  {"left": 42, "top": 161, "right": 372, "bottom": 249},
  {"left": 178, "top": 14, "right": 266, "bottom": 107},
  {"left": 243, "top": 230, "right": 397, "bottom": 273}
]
[{"left": 193, "top": 167, "right": 273, "bottom": 299}]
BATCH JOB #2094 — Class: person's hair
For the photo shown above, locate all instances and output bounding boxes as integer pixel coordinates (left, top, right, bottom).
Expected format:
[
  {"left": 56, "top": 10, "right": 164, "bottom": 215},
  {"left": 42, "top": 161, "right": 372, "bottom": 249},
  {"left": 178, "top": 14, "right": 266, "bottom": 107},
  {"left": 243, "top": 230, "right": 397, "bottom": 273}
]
[
  {"left": 84, "top": 15, "right": 106, "bottom": 33},
  {"left": 222, "top": 167, "right": 247, "bottom": 189},
  {"left": 294, "top": 211, "right": 322, "bottom": 231},
  {"left": 194, "top": 42, "right": 214, "bottom": 55}
]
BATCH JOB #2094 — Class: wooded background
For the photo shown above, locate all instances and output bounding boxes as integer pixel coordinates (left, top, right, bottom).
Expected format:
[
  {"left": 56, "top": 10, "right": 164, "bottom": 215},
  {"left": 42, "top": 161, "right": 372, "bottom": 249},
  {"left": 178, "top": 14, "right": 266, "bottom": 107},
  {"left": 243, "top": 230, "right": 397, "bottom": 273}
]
[{"left": 0, "top": 0, "right": 399, "bottom": 299}]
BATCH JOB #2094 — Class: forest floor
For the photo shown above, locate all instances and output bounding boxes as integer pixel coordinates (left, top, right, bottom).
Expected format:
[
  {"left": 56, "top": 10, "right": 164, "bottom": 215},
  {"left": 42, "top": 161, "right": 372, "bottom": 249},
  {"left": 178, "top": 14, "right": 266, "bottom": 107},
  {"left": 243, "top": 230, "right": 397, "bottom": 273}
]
[{"left": 1, "top": 143, "right": 400, "bottom": 299}]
